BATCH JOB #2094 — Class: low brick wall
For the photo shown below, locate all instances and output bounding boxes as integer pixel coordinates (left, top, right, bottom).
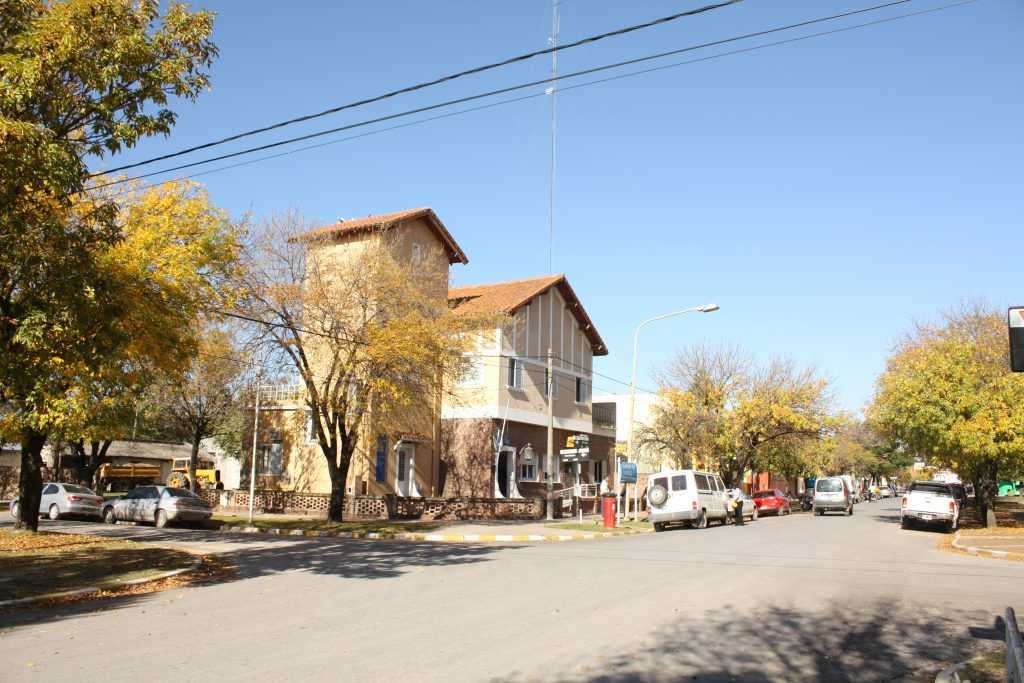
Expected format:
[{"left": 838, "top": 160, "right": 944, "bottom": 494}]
[
  {"left": 198, "top": 489, "right": 544, "bottom": 521},
  {"left": 393, "top": 496, "right": 543, "bottom": 521},
  {"left": 198, "top": 489, "right": 387, "bottom": 520}
]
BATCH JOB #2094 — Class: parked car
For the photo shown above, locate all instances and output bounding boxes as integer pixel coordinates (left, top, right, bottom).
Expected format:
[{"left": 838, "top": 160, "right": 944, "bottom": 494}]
[
  {"left": 752, "top": 489, "right": 791, "bottom": 516},
  {"left": 813, "top": 477, "right": 853, "bottom": 516},
  {"left": 879, "top": 486, "right": 895, "bottom": 499},
  {"left": 647, "top": 469, "right": 730, "bottom": 531},
  {"left": 9, "top": 482, "right": 104, "bottom": 521},
  {"left": 901, "top": 481, "right": 960, "bottom": 532},
  {"left": 101, "top": 485, "right": 212, "bottom": 528},
  {"left": 726, "top": 489, "right": 759, "bottom": 523}
]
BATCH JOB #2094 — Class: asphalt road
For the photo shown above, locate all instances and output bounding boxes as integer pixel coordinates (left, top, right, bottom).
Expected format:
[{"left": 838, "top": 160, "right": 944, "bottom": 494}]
[{"left": 2, "top": 500, "right": 1023, "bottom": 682}]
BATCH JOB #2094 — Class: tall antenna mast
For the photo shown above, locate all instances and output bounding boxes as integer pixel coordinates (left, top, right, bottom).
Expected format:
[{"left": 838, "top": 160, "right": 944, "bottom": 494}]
[{"left": 547, "top": 0, "right": 559, "bottom": 274}]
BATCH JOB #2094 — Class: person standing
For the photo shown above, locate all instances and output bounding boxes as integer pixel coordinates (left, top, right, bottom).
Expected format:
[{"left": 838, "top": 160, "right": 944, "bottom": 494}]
[{"left": 731, "top": 488, "right": 745, "bottom": 526}]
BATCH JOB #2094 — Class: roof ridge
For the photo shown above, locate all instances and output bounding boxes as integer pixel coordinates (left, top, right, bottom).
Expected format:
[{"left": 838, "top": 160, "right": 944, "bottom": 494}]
[{"left": 449, "top": 273, "right": 565, "bottom": 292}]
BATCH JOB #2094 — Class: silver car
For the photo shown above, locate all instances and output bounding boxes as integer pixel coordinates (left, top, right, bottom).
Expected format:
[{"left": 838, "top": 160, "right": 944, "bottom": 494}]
[
  {"left": 102, "top": 485, "right": 212, "bottom": 528},
  {"left": 813, "top": 477, "right": 853, "bottom": 516},
  {"left": 9, "top": 482, "right": 104, "bottom": 521}
]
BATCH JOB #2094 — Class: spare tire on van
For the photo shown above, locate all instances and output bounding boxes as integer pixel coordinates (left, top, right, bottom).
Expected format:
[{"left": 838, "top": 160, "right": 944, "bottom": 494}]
[{"left": 648, "top": 484, "right": 668, "bottom": 508}]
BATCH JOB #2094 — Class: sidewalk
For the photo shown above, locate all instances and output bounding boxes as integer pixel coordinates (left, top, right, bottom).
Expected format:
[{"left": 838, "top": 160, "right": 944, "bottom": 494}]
[
  {"left": 951, "top": 529, "right": 1024, "bottom": 561},
  {"left": 213, "top": 515, "right": 651, "bottom": 543}
]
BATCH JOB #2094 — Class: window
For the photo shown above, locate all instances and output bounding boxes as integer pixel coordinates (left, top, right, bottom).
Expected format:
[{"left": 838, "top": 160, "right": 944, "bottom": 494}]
[
  {"left": 375, "top": 435, "right": 388, "bottom": 482},
  {"left": 163, "top": 487, "right": 197, "bottom": 499},
  {"left": 816, "top": 478, "right": 843, "bottom": 492},
  {"left": 304, "top": 410, "right": 316, "bottom": 443},
  {"left": 519, "top": 461, "right": 537, "bottom": 481},
  {"left": 907, "top": 482, "right": 952, "bottom": 497},
  {"left": 140, "top": 487, "right": 160, "bottom": 499},
  {"left": 695, "top": 474, "right": 711, "bottom": 492},
  {"left": 458, "top": 357, "right": 484, "bottom": 388},
  {"left": 670, "top": 475, "right": 687, "bottom": 491},
  {"left": 593, "top": 460, "right": 604, "bottom": 483},
  {"left": 575, "top": 377, "right": 588, "bottom": 403},
  {"left": 260, "top": 432, "right": 284, "bottom": 476},
  {"left": 63, "top": 484, "right": 93, "bottom": 494},
  {"left": 507, "top": 357, "right": 523, "bottom": 389},
  {"left": 651, "top": 476, "right": 668, "bottom": 491},
  {"left": 411, "top": 242, "right": 424, "bottom": 266},
  {"left": 42, "top": 484, "right": 58, "bottom": 495},
  {"left": 544, "top": 368, "right": 558, "bottom": 398}
]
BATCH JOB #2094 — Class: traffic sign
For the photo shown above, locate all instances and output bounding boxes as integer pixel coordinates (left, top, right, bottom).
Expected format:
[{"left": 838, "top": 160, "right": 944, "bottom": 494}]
[
  {"left": 1010, "top": 307, "right": 1024, "bottom": 372},
  {"left": 619, "top": 462, "right": 637, "bottom": 484}
]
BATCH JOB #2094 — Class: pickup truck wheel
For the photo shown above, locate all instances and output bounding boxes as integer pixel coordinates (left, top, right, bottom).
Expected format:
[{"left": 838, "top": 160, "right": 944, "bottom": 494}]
[
  {"left": 695, "top": 510, "right": 708, "bottom": 529},
  {"left": 48, "top": 504, "right": 61, "bottom": 520},
  {"left": 103, "top": 507, "right": 116, "bottom": 524},
  {"left": 155, "top": 509, "right": 169, "bottom": 529}
]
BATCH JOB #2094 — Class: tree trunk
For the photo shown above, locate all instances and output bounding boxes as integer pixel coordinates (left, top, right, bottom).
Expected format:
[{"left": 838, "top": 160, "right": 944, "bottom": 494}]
[
  {"left": 15, "top": 431, "right": 47, "bottom": 532},
  {"left": 70, "top": 440, "right": 111, "bottom": 489},
  {"left": 327, "top": 448, "right": 353, "bottom": 522},
  {"left": 188, "top": 436, "right": 201, "bottom": 493},
  {"left": 977, "top": 460, "right": 999, "bottom": 528}
]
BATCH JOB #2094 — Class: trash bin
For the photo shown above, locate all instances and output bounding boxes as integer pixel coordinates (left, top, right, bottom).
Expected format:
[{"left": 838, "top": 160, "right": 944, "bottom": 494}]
[{"left": 601, "top": 493, "right": 617, "bottom": 528}]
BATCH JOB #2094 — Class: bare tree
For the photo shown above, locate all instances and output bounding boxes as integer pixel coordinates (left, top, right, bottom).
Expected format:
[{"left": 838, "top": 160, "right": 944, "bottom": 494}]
[{"left": 152, "top": 323, "right": 249, "bottom": 491}]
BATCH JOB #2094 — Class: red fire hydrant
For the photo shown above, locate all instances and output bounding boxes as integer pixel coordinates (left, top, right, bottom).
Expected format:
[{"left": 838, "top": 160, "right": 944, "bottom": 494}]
[{"left": 602, "top": 493, "right": 616, "bottom": 529}]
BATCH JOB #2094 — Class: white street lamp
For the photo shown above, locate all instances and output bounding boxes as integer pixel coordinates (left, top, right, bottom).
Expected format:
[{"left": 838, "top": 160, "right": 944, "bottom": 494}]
[{"left": 621, "top": 304, "right": 719, "bottom": 524}]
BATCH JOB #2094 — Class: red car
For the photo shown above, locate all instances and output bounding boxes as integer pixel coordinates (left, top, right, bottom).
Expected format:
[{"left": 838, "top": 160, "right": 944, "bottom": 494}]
[{"left": 752, "top": 489, "right": 791, "bottom": 516}]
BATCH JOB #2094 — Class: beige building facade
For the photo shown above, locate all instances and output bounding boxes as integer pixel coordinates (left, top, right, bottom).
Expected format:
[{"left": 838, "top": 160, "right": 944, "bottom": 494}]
[{"left": 243, "top": 207, "right": 615, "bottom": 505}]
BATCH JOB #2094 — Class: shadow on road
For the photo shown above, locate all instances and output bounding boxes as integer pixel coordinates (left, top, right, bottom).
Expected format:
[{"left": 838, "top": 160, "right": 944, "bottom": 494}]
[
  {"left": 0, "top": 523, "right": 520, "bottom": 628},
  {"left": 499, "top": 600, "right": 993, "bottom": 683}
]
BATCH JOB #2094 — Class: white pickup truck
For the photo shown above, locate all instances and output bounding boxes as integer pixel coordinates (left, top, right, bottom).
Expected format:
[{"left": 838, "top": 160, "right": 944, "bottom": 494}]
[{"left": 900, "top": 481, "right": 960, "bottom": 532}]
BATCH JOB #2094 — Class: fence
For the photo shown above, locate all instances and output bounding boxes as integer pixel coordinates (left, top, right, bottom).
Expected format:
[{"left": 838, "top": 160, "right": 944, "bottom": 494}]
[
  {"left": 1008, "top": 607, "right": 1024, "bottom": 683},
  {"left": 198, "top": 488, "right": 544, "bottom": 521}
]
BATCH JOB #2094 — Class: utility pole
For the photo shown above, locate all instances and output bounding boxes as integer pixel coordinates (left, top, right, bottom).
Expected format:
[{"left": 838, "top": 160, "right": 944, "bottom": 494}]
[
  {"left": 547, "top": 0, "right": 559, "bottom": 274},
  {"left": 247, "top": 375, "right": 262, "bottom": 525},
  {"left": 546, "top": 347, "right": 555, "bottom": 521}
]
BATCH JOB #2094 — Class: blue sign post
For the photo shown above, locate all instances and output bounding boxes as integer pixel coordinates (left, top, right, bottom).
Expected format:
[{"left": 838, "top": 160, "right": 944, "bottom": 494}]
[{"left": 619, "top": 462, "right": 637, "bottom": 484}]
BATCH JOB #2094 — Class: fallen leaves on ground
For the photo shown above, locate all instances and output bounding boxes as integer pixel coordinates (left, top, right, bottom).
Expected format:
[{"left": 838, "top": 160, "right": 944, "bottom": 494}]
[{"left": 0, "top": 530, "right": 110, "bottom": 552}]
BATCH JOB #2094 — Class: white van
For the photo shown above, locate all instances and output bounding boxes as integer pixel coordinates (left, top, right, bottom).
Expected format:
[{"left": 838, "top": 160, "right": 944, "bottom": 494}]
[
  {"left": 840, "top": 475, "right": 861, "bottom": 504},
  {"left": 646, "top": 469, "right": 729, "bottom": 531}
]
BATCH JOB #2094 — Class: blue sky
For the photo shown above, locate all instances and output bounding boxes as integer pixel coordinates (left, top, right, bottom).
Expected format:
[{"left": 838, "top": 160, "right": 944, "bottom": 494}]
[{"left": 96, "top": 0, "right": 1024, "bottom": 411}]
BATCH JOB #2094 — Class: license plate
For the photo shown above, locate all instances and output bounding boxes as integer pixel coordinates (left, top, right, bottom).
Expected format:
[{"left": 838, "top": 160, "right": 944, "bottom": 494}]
[{"left": 920, "top": 514, "right": 933, "bottom": 520}]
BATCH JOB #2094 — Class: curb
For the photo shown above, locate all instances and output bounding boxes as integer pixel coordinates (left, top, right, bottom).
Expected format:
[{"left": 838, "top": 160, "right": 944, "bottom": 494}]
[
  {"left": 951, "top": 531, "right": 1024, "bottom": 561},
  {"left": 0, "top": 555, "right": 204, "bottom": 609},
  {"left": 216, "top": 524, "right": 651, "bottom": 543}
]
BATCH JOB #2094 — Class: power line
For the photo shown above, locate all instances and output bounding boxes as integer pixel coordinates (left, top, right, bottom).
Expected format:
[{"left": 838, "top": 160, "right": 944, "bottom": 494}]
[
  {"left": 102, "top": 0, "right": 974, "bottom": 199},
  {"left": 85, "top": 0, "right": 920, "bottom": 192},
  {"left": 89, "top": 0, "right": 743, "bottom": 178}
]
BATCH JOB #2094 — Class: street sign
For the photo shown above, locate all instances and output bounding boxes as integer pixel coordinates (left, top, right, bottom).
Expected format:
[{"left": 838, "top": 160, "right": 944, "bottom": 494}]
[
  {"left": 560, "top": 448, "right": 590, "bottom": 462},
  {"left": 566, "top": 433, "right": 590, "bottom": 450},
  {"left": 619, "top": 462, "right": 637, "bottom": 484},
  {"left": 1010, "top": 307, "right": 1024, "bottom": 372}
]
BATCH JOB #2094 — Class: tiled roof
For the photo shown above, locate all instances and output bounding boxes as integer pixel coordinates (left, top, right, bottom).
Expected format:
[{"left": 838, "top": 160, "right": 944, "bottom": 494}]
[
  {"left": 449, "top": 275, "right": 608, "bottom": 356},
  {"left": 291, "top": 207, "right": 469, "bottom": 264}
]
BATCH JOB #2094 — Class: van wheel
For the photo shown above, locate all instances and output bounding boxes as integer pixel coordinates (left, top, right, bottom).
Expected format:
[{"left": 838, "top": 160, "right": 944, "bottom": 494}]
[
  {"left": 695, "top": 511, "right": 708, "bottom": 529},
  {"left": 901, "top": 517, "right": 910, "bottom": 530}
]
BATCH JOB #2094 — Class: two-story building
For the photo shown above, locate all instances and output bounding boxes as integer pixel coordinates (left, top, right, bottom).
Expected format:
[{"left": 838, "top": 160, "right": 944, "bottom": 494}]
[
  {"left": 241, "top": 207, "right": 614, "bottom": 507},
  {"left": 442, "top": 275, "right": 615, "bottom": 501}
]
